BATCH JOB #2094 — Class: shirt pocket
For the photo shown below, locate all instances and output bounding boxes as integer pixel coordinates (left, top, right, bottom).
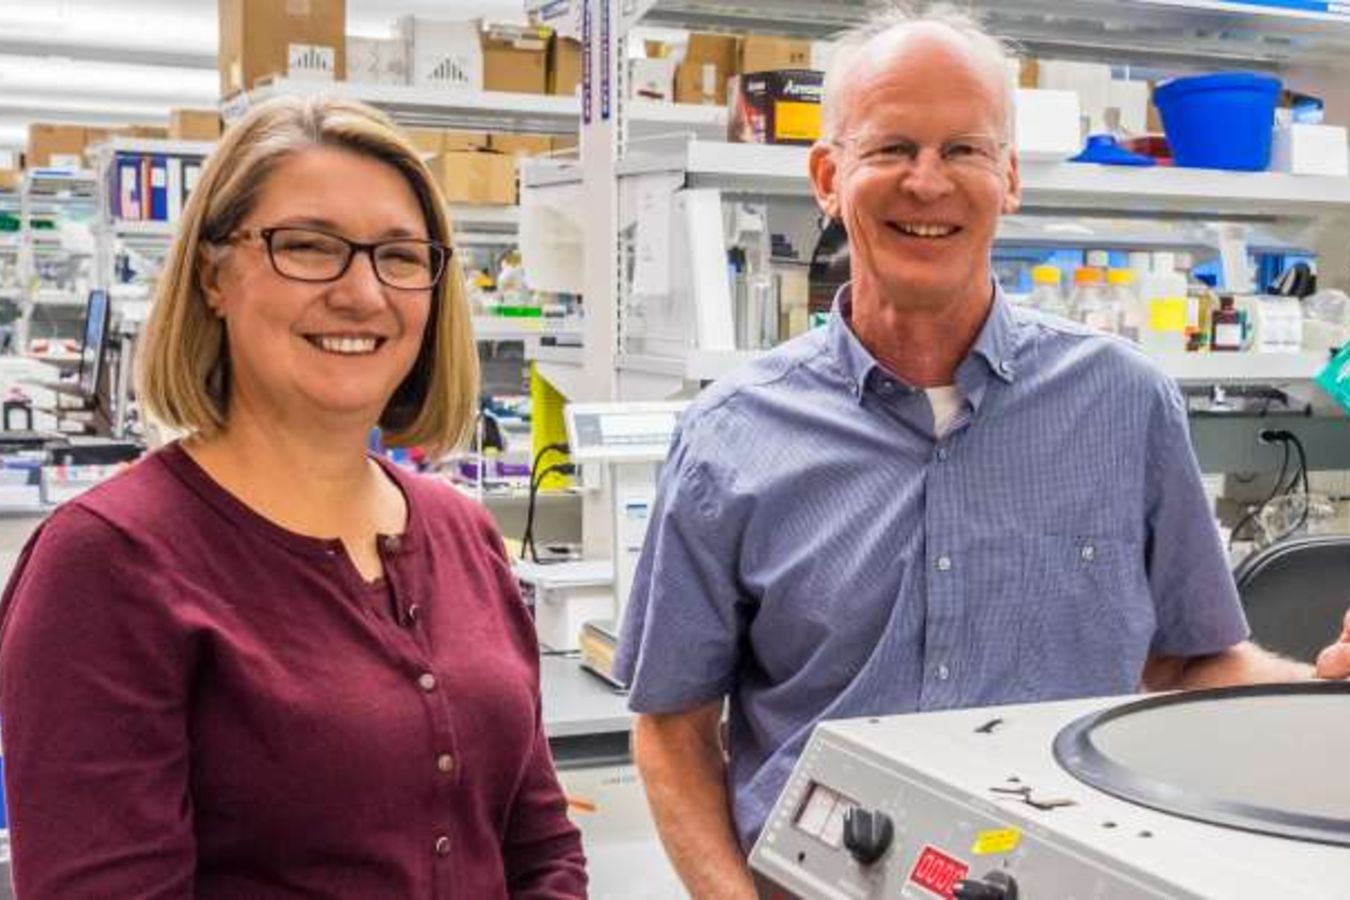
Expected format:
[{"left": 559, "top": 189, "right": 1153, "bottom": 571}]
[{"left": 1014, "top": 534, "right": 1156, "bottom": 700}]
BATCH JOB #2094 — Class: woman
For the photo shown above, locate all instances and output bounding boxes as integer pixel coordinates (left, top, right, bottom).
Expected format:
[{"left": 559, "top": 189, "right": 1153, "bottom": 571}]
[{"left": 0, "top": 96, "right": 587, "bottom": 899}]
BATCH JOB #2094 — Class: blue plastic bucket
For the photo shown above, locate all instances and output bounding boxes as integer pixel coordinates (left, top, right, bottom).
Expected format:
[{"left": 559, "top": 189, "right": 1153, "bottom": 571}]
[{"left": 1153, "top": 72, "right": 1281, "bottom": 171}]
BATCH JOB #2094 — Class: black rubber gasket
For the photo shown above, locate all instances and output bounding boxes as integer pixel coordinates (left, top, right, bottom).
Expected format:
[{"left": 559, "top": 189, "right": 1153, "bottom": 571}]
[{"left": 1052, "top": 682, "right": 1350, "bottom": 847}]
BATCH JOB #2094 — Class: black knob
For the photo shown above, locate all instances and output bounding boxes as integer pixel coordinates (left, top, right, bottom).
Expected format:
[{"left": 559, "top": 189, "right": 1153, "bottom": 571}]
[
  {"left": 841, "top": 807, "right": 893, "bottom": 865},
  {"left": 953, "top": 870, "right": 1019, "bottom": 900}
]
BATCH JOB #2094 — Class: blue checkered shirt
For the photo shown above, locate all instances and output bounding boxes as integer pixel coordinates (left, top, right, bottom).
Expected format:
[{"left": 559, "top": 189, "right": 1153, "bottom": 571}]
[{"left": 614, "top": 285, "right": 1249, "bottom": 847}]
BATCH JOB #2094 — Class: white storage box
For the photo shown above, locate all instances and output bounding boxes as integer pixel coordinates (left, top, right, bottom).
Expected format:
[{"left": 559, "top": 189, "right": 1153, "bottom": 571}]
[
  {"left": 1270, "top": 123, "right": 1349, "bottom": 177},
  {"left": 1014, "top": 88, "right": 1082, "bottom": 161},
  {"left": 347, "top": 36, "right": 409, "bottom": 85},
  {"left": 515, "top": 560, "right": 614, "bottom": 652},
  {"left": 396, "top": 16, "right": 482, "bottom": 90}
]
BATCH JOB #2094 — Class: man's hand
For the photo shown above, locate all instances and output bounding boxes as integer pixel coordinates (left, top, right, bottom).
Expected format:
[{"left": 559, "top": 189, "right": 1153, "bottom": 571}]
[{"left": 1314, "top": 608, "right": 1350, "bottom": 680}]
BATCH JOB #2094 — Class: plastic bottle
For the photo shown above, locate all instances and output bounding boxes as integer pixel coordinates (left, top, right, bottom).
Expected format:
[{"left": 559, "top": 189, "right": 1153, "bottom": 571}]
[
  {"left": 1140, "top": 252, "right": 1189, "bottom": 354},
  {"left": 1107, "top": 268, "right": 1138, "bottom": 341},
  {"left": 1029, "top": 264, "right": 1070, "bottom": 317},
  {"left": 1071, "top": 266, "right": 1113, "bottom": 331}
]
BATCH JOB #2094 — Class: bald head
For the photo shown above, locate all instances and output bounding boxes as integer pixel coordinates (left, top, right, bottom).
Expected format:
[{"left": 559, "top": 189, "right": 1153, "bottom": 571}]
[{"left": 822, "top": 8, "right": 1017, "bottom": 141}]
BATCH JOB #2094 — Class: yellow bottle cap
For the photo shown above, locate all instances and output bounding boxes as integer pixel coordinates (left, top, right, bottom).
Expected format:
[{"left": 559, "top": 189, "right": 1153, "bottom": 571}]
[
  {"left": 1031, "top": 265, "right": 1061, "bottom": 285},
  {"left": 1107, "top": 268, "right": 1135, "bottom": 285}
]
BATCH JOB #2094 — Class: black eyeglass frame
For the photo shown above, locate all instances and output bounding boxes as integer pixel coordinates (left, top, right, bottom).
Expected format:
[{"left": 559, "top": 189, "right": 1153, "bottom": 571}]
[{"left": 222, "top": 226, "right": 452, "bottom": 291}]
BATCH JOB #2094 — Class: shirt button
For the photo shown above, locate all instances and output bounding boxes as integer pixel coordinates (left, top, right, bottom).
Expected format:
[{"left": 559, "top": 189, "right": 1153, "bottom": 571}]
[
  {"left": 936, "top": 447, "right": 949, "bottom": 462},
  {"left": 1081, "top": 544, "right": 1096, "bottom": 562},
  {"left": 937, "top": 664, "right": 951, "bottom": 681},
  {"left": 384, "top": 535, "right": 402, "bottom": 553},
  {"left": 936, "top": 555, "right": 952, "bottom": 572},
  {"left": 406, "top": 604, "right": 421, "bottom": 625},
  {"left": 999, "top": 360, "right": 1014, "bottom": 376},
  {"left": 434, "top": 835, "right": 451, "bottom": 856},
  {"left": 418, "top": 672, "right": 437, "bottom": 692},
  {"left": 437, "top": 753, "right": 455, "bottom": 774}
]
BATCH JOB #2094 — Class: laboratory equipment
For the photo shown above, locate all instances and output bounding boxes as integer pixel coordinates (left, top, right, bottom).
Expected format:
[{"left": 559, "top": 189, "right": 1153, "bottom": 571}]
[
  {"left": 750, "top": 684, "right": 1350, "bottom": 899},
  {"left": 1028, "top": 265, "right": 1068, "bottom": 318},
  {"left": 562, "top": 401, "right": 687, "bottom": 681}
]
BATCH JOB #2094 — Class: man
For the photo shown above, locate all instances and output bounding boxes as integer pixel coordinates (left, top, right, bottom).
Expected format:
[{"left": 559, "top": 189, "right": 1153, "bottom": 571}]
[{"left": 613, "top": 8, "right": 1350, "bottom": 898}]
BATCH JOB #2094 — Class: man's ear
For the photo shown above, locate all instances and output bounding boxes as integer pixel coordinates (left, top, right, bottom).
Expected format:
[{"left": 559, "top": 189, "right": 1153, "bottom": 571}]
[
  {"left": 197, "top": 244, "right": 228, "bottom": 318},
  {"left": 1001, "top": 146, "right": 1022, "bottom": 215},
  {"left": 809, "top": 140, "right": 842, "bottom": 221}
]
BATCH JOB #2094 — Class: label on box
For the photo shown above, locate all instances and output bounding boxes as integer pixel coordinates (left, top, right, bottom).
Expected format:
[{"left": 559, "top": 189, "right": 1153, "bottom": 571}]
[
  {"left": 773, "top": 100, "right": 821, "bottom": 142},
  {"left": 288, "top": 43, "right": 336, "bottom": 81},
  {"left": 1315, "top": 342, "right": 1350, "bottom": 415},
  {"left": 1148, "top": 297, "right": 1187, "bottom": 332}
]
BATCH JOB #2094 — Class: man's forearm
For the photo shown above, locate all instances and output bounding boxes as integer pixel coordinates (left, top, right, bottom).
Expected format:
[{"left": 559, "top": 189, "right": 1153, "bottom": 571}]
[
  {"left": 633, "top": 709, "right": 757, "bottom": 900},
  {"left": 1145, "top": 641, "right": 1313, "bottom": 691}
]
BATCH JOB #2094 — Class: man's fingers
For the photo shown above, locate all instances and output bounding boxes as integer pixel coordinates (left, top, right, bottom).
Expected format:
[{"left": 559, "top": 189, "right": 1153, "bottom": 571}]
[{"left": 1314, "top": 641, "right": 1350, "bottom": 680}]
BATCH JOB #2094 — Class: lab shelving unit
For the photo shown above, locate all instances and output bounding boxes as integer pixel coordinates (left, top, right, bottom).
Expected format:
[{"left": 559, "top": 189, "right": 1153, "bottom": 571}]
[
  {"left": 527, "top": 0, "right": 1350, "bottom": 564},
  {"left": 555, "top": 0, "right": 1350, "bottom": 402},
  {"left": 13, "top": 169, "right": 100, "bottom": 349}
]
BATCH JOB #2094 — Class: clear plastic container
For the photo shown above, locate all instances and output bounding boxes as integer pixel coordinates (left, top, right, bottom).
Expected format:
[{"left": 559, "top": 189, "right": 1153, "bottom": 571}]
[
  {"left": 1140, "top": 252, "right": 1189, "bottom": 353},
  {"left": 1108, "top": 268, "right": 1139, "bottom": 341},
  {"left": 1029, "top": 264, "right": 1070, "bottom": 317},
  {"left": 1071, "top": 266, "right": 1112, "bottom": 331}
]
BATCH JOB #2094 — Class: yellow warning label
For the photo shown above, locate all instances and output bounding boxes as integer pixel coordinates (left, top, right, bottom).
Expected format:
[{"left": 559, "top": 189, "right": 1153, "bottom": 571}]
[
  {"left": 1148, "top": 298, "right": 1188, "bottom": 333},
  {"left": 773, "top": 101, "right": 822, "bottom": 142},
  {"left": 971, "top": 827, "right": 1021, "bottom": 856}
]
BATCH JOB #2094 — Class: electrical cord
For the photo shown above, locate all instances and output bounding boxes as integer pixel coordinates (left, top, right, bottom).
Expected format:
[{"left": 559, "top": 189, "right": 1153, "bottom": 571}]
[
  {"left": 520, "top": 442, "right": 570, "bottom": 560},
  {"left": 1228, "top": 439, "right": 1290, "bottom": 551},
  {"left": 1229, "top": 430, "right": 1311, "bottom": 550},
  {"left": 524, "top": 461, "right": 577, "bottom": 563}
]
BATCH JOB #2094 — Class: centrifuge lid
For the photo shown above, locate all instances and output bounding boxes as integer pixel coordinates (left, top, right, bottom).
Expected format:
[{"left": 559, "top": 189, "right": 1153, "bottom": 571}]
[{"left": 1053, "top": 682, "right": 1350, "bottom": 847}]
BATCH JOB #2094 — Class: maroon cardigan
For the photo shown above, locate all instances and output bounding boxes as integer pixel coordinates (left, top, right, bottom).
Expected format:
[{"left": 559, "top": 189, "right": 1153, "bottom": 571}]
[{"left": 0, "top": 444, "right": 586, "bottom": 899}]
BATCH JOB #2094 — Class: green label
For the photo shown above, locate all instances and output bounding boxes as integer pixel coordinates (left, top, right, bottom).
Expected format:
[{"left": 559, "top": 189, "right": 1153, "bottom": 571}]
[{"left": 1314, "top": 343, "right": 1350, "bottom": 415}]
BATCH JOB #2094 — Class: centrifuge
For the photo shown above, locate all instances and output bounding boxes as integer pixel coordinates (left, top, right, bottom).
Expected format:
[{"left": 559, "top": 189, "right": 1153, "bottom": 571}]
[{"left": 749, "top": 684, "right": 1350, "bottom": 898}]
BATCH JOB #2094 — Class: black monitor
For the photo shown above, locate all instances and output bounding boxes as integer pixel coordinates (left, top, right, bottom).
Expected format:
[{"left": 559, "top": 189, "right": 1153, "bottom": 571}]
[{"left": 78, "top": 288, "right": 111, "bottom": 402}]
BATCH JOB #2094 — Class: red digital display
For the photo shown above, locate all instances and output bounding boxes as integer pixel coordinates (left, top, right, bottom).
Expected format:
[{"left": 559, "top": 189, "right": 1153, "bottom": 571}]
[{"left": 907, "top": 845, "right": 970, "bottom": 899}]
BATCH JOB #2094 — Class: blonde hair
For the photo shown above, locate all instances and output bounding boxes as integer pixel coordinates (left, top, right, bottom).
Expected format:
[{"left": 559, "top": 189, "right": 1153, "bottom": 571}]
[
  {"left": 822, "top": 2, "right": 1019, "bottom": 140},
  {"left": 138, "top": 94, "right": 478, "bottom": 456}
]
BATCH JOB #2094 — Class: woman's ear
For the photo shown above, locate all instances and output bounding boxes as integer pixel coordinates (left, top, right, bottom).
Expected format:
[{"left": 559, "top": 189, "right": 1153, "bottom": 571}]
[{"left": 197, "top": 244, "right": 228, "bottom": 319}]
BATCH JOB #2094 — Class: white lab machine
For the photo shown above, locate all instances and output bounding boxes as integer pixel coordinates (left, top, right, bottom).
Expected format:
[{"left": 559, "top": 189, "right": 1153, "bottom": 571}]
[
  {"left": 749, "top": 684, "right": 1350, "bottom": 899},
  {"left": 562, "top": 401, "right": 688, "bottom": 679}
]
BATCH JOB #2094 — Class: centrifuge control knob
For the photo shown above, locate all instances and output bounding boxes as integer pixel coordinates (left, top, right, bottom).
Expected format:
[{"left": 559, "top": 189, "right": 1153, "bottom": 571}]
[
  {"left": 953, "top": 870, "right": 1019, "bottom": 900},
  {"left": 841, "top": 807, "right": 893, "bottom": 865}
]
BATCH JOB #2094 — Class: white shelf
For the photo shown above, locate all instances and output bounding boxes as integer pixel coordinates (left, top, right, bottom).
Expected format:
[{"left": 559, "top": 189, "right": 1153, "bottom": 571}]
[
  {"left": 448, "top": 204, "right": 519, "bottom": 229},
  {"left": 618, "top": 140, "right": 1350, "bottom": 219},
  {"left": 1151, "top": 350, "right": 1327, "bottom": 384},
  {"left": 530, "top": 344, "right": 585, "bottom": 366},
  {"left": 237, "top": 79, "right": 579, "bottom": 134},
  {"left": 91, "top": 138, "right": 216, "bottom": 158},
  {"left": 620, "top": 346, "right": 1329, "bottom": 386},
  {"left": 473, "top": 315, "right": 582, "bottom": 343},
  {"left": 626, "top": 0, "right": 1350, "bottom": 66},
  {"left": 112, "top": 220, "right": 176, "bottom": 238}
]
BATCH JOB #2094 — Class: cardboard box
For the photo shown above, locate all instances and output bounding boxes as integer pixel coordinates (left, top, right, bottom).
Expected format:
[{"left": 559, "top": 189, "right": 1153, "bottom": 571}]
[
  {"left": 488, "top": 134, "right": 553, "bottom": 157},
  {"left": 0, "top": 169, "right": 19, "bottom": 191},
  {"left": 397, "top": 17, "right": 481, "bottom": 90},
  {"left": 218, "top": 0, "right": 346, "bottom": 97},
  {"left": 551, "top": 135, "right": 579, "bottom": 154},
  {"left": 428, "top": 150, "right": 517, "bottom": 204},
  {"left": 406, "top": 129, "right": 489, "bottom": 154},
  {"left": 347, "top": 35, "right": 409, "bottom": 85},
  {"left": 482, "top": 22, "right": 551, "bottom": 94},
  {"left": 674, "top": 33, "right": 738, "bottom": 105},
  {"left": 739, "top": 35, "right": 811, "bottom": 75},
  {"left": 628, "top": 57, "right": 676, "bottom": 102},
  {"left": 728, "top": 70, "right": 823, "bottom": 145},
  {"left": 26, "top": 124, "right": 88, "bottom": 169},
  {"left": 169, "top": 109, "right": 223, "bottom": 141},
  {"left": 115, "top": 125, "right": 171, "bottom": 139},
  {"left": 1271, "top": 123, "right": 1350, "bottom": 177},
  {"left": 549, "top": 37, "right": 583, "bottom": 96}
]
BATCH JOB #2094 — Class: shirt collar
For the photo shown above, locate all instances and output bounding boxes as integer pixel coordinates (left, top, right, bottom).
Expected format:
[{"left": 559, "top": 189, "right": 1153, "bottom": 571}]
[{"left": 826, "top": 281, "right": 1022, "bottom": 405}]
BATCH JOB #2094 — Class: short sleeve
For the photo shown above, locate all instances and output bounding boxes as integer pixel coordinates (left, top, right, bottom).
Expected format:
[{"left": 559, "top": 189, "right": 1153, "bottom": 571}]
[
  {"left": 0, "top": 505, "right": 196, "bottom": 898},
  {"left": 1144, "top": 379, "right": 1250, "bottom": 657},
  {"left": 613, "top": 420, "right": 754, "bottom": 713}
]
